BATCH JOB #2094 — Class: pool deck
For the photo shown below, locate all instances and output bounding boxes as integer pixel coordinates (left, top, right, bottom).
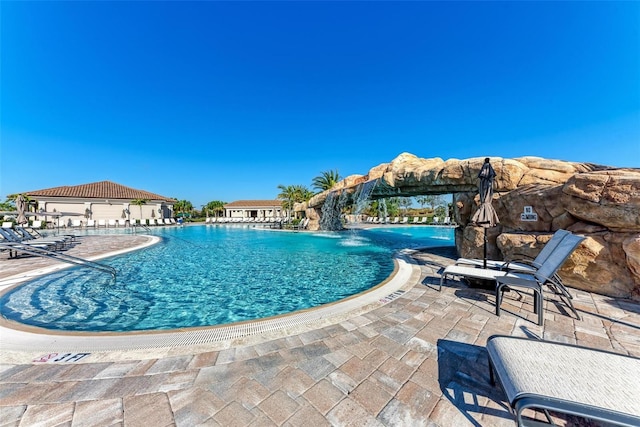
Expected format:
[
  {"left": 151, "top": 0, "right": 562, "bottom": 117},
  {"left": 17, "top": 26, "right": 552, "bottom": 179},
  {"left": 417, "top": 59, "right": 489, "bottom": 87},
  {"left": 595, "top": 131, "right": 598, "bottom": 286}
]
[{"left": 1, "top": 233, "right": 639, "bottom": 426}]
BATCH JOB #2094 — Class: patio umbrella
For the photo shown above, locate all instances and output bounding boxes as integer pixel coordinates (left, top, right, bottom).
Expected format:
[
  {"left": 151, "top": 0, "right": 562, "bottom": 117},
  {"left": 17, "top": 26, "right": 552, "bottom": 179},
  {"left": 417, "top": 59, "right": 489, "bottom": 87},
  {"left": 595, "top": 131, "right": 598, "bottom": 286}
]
[
  {"left": 471, "top": 158, "right": 500, "bottom": 268},
  {"left": 15, "top": 195, "right": 27, "bottom": 225}
]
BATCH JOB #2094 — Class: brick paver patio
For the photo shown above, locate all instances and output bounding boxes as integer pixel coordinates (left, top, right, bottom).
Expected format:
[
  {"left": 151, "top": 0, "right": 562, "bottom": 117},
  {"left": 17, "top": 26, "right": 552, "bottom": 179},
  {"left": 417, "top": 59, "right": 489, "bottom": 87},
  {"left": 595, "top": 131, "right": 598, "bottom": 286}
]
[{"left": 1, "top": 232, "right": 638, "bottom": 426}]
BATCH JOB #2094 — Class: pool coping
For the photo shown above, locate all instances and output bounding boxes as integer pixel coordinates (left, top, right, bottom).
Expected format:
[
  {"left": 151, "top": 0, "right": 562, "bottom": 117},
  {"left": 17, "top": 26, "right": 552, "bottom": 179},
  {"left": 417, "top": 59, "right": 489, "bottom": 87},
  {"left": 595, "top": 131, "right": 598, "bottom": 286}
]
[{"left": 0, "top": 235, "right": 425, "bottom": 359}]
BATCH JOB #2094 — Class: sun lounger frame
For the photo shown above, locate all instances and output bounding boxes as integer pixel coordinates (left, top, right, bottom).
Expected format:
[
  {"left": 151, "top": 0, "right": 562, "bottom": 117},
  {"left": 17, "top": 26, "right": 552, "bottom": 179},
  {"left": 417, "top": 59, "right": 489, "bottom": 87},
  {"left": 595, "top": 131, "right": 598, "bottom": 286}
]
[{"left": 487, "top": 335, "right": 640, "bottom": 427}]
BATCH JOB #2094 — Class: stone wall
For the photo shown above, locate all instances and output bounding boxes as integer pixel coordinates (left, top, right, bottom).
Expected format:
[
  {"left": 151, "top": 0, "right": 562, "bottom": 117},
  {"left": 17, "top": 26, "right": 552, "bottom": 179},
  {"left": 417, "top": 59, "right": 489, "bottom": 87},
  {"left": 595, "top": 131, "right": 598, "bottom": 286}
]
[{"left": 302, "top": 153, "right": 640, "bottom": 299}]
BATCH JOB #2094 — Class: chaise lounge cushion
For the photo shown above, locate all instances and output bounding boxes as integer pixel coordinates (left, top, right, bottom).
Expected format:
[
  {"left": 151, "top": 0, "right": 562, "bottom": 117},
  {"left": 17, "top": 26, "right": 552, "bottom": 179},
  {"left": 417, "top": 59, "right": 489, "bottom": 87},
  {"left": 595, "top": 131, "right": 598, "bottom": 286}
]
[{"left": 487, "top": 335, "right": 640, "bottom": 426}]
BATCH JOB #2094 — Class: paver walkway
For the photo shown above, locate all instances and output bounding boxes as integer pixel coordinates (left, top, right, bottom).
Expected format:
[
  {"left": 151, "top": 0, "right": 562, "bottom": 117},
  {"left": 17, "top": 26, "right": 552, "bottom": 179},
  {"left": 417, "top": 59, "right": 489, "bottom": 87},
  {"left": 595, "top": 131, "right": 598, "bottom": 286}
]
[{"left": 1, "top": 233, "right": 639, "bottom": 426}]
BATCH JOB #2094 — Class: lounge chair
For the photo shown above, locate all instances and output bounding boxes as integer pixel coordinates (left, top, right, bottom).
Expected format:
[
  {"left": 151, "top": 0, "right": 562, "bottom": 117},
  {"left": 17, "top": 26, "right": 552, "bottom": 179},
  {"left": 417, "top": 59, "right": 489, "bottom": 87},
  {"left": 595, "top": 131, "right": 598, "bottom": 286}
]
[
  {"left": 86, "top": 219, "right": 95, "bottom": 228},
  {"left": 118, "top": 219, "right": 127, "bottom": 227},
  {"left": 0, "top": 232, "right": 59, "bottom": 256},
  {"left": 401, "top": 217, "right": 409, "bottom": 224},
  {"left": 412, "top": 217, "right": 420, "bottom": 224},
  {"left": 420, "top": 217, "right": 428, "bottom": 224},
  {"left": 16, "top": 225, "right": 75, "bottom": 243},
  {"left": 433, "top": 216, "right": 440, "bottom": 225},
  {"left": 487, "top": 335, "right": 640, "bottom": 427},
  {"left": 72, "top": 219, "right": 82, "bottom": 228},
  {"left": 0, "top": 228, "right": 67, "bottom": 251},
  {"left": 455, "top": 229, "right": 570, "bottom": 272},
  {"left": 97, "top": 219, "right": 106, "bottom": 228},
  {"left": 108, "top": 219, "right": 117, "bottom": 227},
  {"left": 440, "top": 233, "right": 585, "bottom": 325}
]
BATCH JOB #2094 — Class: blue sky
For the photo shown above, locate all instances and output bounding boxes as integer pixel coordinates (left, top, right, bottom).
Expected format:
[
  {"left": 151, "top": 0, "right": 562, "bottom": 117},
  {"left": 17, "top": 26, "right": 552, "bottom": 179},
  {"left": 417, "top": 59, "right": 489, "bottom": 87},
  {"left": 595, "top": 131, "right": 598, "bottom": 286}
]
[{"left": 2, "top": 1, "right": 638, "bottom": 208}]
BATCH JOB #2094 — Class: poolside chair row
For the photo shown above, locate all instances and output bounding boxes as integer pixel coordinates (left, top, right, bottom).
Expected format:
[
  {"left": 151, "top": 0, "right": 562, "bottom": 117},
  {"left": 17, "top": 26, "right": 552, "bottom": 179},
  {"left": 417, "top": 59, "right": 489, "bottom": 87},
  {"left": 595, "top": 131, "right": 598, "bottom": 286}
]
[
  {"left": 440, "top": 229, "right": 585, "bottom": 325},
  {"left": 0, "top": 225, "right": 76, "bottom": 257},
  {"left": 69, "top": 218, "right": 179, "bottom": 228},
  {"left": 364, "top": 216, "right": 454, "bottom": 225},
  {"left": 206, "top": 217, "right": 287, "bottom": 224}
]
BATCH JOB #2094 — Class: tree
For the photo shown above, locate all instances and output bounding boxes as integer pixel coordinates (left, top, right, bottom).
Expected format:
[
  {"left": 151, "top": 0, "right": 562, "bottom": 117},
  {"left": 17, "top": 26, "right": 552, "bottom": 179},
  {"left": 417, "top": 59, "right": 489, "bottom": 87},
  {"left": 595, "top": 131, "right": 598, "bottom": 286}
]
[
  {"left": 131, "top": 198, "right": 148, "bottom": 218},
  {"left": 415, "top": 195, "right": 444, "bottom": 210},
  {"left": 0, "top": 198, "right": 15, "bottom": 212},
  {"left": 204, "top": 200, "right": 225, "bottom": 218},
  {"left": 385, "top": 197, "right": 401, "bottom": 217},
  {"left": 398, "top": 197, "right": 412, "bottom": 215},
  {"left": 312, "top": 170, "right": 341, "bottom": 192},
  {"left": 174, "top": 200, "right": 193, "bottom": 217},
  {"left": 277, "top": 184, "right": 313, "bottom": 217},
  {"left": 6, "top": 193, "right": 36, "bottom": 212}
]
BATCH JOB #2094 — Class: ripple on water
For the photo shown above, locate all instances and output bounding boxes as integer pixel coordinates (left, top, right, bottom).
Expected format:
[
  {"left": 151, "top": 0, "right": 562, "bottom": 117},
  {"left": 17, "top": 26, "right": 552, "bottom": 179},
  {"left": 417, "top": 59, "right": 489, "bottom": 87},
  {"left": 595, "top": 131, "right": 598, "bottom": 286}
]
[{"left": 0, "top": 225, "right": 453, "bottom": 332}]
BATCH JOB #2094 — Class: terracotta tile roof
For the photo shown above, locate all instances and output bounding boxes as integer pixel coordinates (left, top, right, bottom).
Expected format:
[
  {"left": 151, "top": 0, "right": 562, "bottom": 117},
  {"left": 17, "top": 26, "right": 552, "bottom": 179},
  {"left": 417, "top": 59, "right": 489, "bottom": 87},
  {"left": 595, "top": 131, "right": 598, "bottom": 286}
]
[
  {"left": 224, "top": 200, "right": 282, "bottom": 208},
  {"left": 24, "top": 181, "right": 174, "bottom": 202}
]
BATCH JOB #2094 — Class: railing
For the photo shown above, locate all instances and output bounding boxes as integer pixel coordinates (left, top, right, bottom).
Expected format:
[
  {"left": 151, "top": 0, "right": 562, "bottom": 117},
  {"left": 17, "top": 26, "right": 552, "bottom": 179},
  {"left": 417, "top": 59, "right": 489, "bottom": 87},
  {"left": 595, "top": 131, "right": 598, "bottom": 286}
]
[
  {"left": 132, "top": 224, "right": 151, "bottom": 232},
  {"left": 0, "top": 242, "right": 117, "bottom": 278}
]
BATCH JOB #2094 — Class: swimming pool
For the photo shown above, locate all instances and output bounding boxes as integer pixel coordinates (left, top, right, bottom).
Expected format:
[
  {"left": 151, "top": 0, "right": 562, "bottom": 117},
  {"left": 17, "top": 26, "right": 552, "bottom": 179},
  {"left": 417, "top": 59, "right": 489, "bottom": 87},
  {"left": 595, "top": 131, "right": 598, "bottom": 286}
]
[{"left": 0, "top": 225, "right": 454, "bottom": 332}]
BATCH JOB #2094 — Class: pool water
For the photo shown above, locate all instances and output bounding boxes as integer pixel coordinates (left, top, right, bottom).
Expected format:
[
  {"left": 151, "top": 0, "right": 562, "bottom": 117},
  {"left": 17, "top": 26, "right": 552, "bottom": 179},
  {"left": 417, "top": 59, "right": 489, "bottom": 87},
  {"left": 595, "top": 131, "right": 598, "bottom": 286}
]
[{"left": 0, "top": 226, "right": 454, "bottom": 332}]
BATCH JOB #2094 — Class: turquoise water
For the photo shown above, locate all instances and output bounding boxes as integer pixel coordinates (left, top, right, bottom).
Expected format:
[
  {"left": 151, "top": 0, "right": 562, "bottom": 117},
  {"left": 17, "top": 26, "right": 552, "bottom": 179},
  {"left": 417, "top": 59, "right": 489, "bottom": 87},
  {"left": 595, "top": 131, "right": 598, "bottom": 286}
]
[{"left": 0, "top": 225, "right": 454, "bottom": 332}]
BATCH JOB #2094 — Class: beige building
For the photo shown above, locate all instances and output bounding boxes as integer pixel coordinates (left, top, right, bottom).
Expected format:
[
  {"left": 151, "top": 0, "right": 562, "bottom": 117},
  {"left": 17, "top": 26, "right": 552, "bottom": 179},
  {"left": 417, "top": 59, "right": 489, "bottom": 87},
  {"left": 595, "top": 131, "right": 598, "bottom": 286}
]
[
  {"left": 23, "top": 181, "right": 175, "bottom": 226},
  {"left": 223, "top": 200, "right": 283, "bottom": 219}
]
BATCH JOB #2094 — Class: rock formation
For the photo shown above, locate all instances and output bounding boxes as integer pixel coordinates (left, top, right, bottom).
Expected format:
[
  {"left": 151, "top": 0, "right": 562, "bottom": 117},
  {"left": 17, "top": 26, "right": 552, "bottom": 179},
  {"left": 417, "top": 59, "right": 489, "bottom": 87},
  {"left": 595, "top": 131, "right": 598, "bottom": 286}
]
[{"left": 300, "top": 153, "right": 640, "bottom": 300}]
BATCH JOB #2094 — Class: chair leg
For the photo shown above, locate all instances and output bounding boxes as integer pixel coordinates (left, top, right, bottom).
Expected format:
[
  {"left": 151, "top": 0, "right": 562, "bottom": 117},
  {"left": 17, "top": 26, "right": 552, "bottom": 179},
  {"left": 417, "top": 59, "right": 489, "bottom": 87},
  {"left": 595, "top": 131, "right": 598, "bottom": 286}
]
[
  {"left": 495, "top": 281, "right": 504, "bottom": 317},
  {"left": 536, "top": 290, "right": 544, "bottom": 326}
]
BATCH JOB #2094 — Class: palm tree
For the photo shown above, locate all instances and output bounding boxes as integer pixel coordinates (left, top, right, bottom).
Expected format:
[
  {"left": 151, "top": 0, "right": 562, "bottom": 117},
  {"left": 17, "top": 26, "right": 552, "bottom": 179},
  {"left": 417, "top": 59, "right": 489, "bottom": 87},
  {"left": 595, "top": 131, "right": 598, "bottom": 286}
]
[
  {"left": 6, "top": 193, "right": 36, "bottom": 212},
  {"left": 277, "top": 185, "right": 313, "bottom": 218},
  {"left": 292, "top": 185, "right": 314, "bottom": 202},
  {"left": 174, "top": 200, "right": 193, "bottom": 218},
  {"left": 399, "top": 197, "right": 412, "bottom": 216},
  {"left": 277, "top": 185, "right": 297, "bottom": 215},
  {"left": 131, "top": 198, "right": 148, "bottom": 219},
  {"left": 312, "top": 170, "right": 341, "bottom": 192},
  {"left": 205, "top": 200, "right": 225, "bottom": 218}
]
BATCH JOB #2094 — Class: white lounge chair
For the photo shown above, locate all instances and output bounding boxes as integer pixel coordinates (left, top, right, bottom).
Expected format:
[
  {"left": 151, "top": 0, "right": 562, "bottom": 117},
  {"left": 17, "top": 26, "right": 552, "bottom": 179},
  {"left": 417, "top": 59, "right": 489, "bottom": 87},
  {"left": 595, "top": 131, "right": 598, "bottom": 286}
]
[
  {"left": 440, "top": 233, "right": 585, "bottom": 325},
  {"left": 98, "top": 219, "right": 107, "bottom": 228},
  {"left": 107, "top": 219, "right": 117, "bottom": 227},
  {"left": 118, "top": 219, "right": 126, "bottom": 227},
  {"left": 487, "top": 335, "right": 640, "bottom": 427},
  {"left": 86, "top": 219, "right": 95, "bottom": 228}
]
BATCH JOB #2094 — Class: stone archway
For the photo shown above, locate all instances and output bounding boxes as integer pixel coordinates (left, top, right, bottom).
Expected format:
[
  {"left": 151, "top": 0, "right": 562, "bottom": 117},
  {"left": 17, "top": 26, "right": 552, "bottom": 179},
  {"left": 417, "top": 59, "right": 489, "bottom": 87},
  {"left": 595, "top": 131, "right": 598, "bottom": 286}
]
[{"left": 298, "top": 153, "right": 640, "bottom": 300}]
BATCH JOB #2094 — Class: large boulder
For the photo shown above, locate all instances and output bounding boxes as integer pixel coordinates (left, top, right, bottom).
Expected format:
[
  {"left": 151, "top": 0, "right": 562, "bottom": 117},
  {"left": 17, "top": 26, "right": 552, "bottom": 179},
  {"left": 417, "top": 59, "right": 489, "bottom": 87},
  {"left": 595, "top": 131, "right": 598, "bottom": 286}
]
[{"left": 561, "top": 169, "right": 640, "bottom": 232}]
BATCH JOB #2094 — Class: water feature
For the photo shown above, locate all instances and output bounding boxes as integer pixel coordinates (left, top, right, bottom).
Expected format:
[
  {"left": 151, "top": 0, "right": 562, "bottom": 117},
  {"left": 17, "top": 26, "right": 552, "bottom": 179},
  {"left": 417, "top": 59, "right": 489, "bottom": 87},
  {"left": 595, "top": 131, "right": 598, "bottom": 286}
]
[
  {"left": 319, "top": 190, "right": 349, "bottom": 231},
  {"left": 351, "top": 180, "right": 378, "bottom": 223},
  {"left": 379, "top": 198, "right": 388, "bottom": 222}
]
